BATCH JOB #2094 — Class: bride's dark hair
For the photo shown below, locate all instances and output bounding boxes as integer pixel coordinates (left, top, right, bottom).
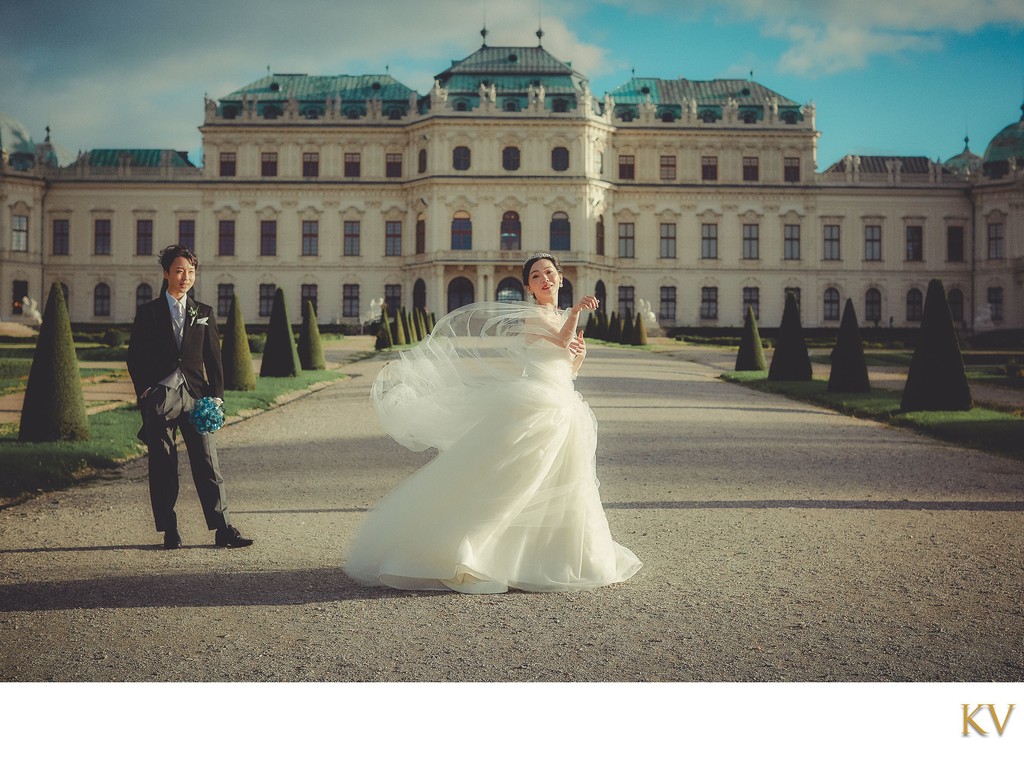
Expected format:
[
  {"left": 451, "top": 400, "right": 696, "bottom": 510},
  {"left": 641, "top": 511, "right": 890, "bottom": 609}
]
[{"left": 522, "top": 253, "right": 561, "bottom": 285}]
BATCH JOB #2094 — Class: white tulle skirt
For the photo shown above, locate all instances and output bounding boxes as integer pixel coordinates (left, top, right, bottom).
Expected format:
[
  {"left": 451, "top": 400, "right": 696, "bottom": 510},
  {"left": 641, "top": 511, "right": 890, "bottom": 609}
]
[{"left": 344, "top": 303, "right": 641, "bottom": 594}]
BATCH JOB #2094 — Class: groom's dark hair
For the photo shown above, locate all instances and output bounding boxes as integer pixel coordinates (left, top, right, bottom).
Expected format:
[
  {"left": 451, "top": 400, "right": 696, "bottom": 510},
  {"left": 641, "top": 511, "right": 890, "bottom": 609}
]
[{"left": 158, "top": 244, "right": 198, "bottom": 271}]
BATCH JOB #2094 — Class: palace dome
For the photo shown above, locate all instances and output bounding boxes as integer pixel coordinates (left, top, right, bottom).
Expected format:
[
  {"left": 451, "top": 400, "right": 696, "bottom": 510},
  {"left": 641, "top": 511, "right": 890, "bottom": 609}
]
[
  {"left": 982, "top": 103, "right": 1024, "bottom": 179},
  {"left": 944, "top": 137, "right": 982, "bottom": 177}
]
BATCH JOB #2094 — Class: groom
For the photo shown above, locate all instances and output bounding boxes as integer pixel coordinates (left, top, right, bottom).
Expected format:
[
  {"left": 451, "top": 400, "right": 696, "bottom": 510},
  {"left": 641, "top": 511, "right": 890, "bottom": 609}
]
[{"left": 126, "top": 244, "right": 253, "bottom": 550}]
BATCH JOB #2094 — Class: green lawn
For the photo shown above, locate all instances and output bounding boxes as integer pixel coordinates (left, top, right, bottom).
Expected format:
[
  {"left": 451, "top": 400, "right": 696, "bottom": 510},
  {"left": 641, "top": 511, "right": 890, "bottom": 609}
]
[
  {"left": 0, "top": 370, "right": 344, "bottom": 503},
  {"left": 722, "top": 371, "right": 1024, "bottom": 461}
]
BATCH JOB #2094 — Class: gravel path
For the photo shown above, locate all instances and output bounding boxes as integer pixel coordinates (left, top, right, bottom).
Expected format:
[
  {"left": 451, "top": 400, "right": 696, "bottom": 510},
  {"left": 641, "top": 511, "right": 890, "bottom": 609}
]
[{"left": 1, "top": 344, "right": 1023, "bottom": 684}]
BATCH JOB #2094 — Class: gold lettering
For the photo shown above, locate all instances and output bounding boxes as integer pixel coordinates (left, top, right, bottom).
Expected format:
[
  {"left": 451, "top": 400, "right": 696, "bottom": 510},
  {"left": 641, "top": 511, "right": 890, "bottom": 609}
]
[
  {"left": 963, "top": 705, "right": 987, "bottom": 736},
  {"left": 988, "top": 704, "right": 1014, "bottom": 736}
]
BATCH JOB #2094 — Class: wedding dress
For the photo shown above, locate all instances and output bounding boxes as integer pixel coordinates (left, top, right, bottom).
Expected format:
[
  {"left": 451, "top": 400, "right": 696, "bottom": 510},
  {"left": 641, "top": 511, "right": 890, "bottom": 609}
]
[{"left": 344, "top": 302, "right": 642, "bottom": 594}]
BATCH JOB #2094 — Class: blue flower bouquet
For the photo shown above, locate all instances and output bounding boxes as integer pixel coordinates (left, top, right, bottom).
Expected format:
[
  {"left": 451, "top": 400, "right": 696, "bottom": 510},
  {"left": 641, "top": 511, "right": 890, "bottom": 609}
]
[{"left": 189, "top": 396, "right": 224, "bottom": 434}]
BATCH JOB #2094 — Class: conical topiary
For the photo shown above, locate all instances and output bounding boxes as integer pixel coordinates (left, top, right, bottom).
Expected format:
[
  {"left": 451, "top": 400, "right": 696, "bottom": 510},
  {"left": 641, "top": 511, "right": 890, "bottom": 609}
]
[
  {"left": 597, "top": 310, "right": 608, "bottom": 340},
  {"left": 608, "top": 311, "right": 621, "bottom": 343},
  {"left": 768, "top": 292, "right": 812, "bottom": 381},
  {"left": 828, "top": 299, "right": 870, "bottom": 393},
  {"left": 376, "top": 304, "right": 393, "bottom": 350},
  {"left": 416, "top": 308, "right": 428, "bottom": 340},
  {"left": 391, "top": 305, "right": 407, "bottom": 345},
  {"left": 297, "top": 298, "right": 326, "bottom": 370},
  {"left": 19, "top": 283, "right": 89, "bottom": 441},
  {"left": 621, "top": 308, "right": 634, "bottom": 344},
  {"left": 401, "top": 307, "right": 414, "bottom": 344},
  {"left": 900, "top": 279, "right": 972, "bottom": 411},
  {"left": 633, "top": 312, "right": 648, "bottom": 346},
  {"left": 735, "top": 305, "right": 767, "bottom": 371},
  {"left": 222, "top": 294, "right": 256, "bottom": 391},
  {"left": 260, "top": 288, "right": 300, "bottom": 377}
]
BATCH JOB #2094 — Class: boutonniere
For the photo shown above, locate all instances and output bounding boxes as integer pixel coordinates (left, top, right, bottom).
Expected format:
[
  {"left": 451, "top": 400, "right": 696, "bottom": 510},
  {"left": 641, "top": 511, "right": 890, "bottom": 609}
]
[
  {"left": 195, "top": 316, "right": 209, "bottom": 326},
  {"left": 187, "top": 305, "right": 199, "bottom": 326}
]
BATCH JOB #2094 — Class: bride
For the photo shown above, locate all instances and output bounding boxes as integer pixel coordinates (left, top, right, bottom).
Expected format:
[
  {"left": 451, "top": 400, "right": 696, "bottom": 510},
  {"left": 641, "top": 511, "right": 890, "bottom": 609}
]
[{"left": 344, "top": 253, "right": 642, "bottom": 593}]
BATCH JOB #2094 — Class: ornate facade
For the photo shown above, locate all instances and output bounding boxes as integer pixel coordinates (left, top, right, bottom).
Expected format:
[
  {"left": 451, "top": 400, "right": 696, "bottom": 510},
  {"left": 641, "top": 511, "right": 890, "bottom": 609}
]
[{"left": 1, "top": 40, "right": 1022, "bottom": 331}]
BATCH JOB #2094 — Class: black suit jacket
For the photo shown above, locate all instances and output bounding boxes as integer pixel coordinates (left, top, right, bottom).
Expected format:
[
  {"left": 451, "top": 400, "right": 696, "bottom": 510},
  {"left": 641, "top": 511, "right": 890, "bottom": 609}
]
[{"left": 126, "top": 295, "right": 224, "bottom": 400}]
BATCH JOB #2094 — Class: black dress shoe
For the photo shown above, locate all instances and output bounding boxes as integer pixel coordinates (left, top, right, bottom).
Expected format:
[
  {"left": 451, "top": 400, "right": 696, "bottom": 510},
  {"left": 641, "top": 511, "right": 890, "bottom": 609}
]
[
  {"left": 215, "top": 526, "right": 253, "bottom": 548},
  {"left": 163, "top": 530, "right": 182, "bottom": 550}
]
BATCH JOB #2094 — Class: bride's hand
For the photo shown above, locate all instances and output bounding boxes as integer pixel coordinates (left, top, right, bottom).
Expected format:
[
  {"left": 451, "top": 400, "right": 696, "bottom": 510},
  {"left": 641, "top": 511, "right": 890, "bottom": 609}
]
[
  {"left": 568, "top": 330, "right": 586, "bottom": 357},
  {"left": 572, "top": 295, "right": 599, "bottom": 314}
]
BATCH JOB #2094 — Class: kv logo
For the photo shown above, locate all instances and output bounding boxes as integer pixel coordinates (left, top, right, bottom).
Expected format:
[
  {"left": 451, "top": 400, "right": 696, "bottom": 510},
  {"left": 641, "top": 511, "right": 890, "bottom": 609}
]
[{"left": 962, "top": 704, "right": 1014, "bottom": 736}]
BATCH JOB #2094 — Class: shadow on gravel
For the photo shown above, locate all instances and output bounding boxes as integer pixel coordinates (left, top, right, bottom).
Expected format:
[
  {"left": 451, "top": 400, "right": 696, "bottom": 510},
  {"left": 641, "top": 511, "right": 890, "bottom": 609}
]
[
  {"left": 0, "top": 568, "right": 415, "bottom": 612},
  {"left": 605, "top": 499, "right": 1024, "bottom": 511}
]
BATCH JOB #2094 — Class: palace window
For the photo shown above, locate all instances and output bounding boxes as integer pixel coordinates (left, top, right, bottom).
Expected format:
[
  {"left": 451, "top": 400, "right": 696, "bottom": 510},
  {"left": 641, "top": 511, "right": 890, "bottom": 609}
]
[
  {"left": 500, "top": 211, "right": 521, "bottom": 251},
  {"left": 302, "top": 220, "right": 318, "bottom": 256},
  {"left": 550, "top": 212, "right": 570, "bottom": 251},
  {"left": 784, "top": 224, "right": 801, "bottom": 260},
  {"left": 94, "top": 219, "right": 111, "bottom": 256},
  {"left": 12, "top": 281, "right": 28, "bottom": 315},
  {"left": 989, "top": 287, "right": 1004, "bottom": 321},
  {"left": 178, "top": 219, "right": 195, "bottom": 251},
  {"left": 659, "top": 286, "right": 677, "bottom": 320},
  {"left": 618, "top": 223, "right": 635, "bottom": 258},
  {"left": 217, "top": 283, "right": 234, "bottom": 318},
  {"left": 53, "top": 219, "right": 69, "bottom": 256},
  {"left": 618, "top": 285, "right": 635, "bottom": 315},
  {"left": 906, "top": 225, "right": 923, "bottom": 262},
  {"left": 136, "top": 220, "right": 153, "bottom": 256},
  {"left": 865, "top": 288, "right": 882, "bottom": 324},
  {"left": 701, "top": 223, "right": 718, "bottom": 259},
  {"left": 824, "top": 287, "right": 840, "bottom": 321},
  {"left": 219, "top": 152, "right": 236, "bottom": 177},
  {"left": 384, "top": 284, "right": 401, "bottom": 313},
  {"left": 416, "top": 214, "right": 425, "bottom": 255},
  {"left": 261, "top": 220, "right": 277, "bottom": 256},
  {"left": 865, "top": 225, "right": 882, "bottom": 261},
  {"left": 386, "top": 153, "right": 402, "bottom": 178},
  {"left": 660, "top": 223, "right": 676, "bottom": 259},
  {"left": 700, "top": 287, "right": 718, "bottom": 319},
  {"left": 743, "top": 286, "right": 760, "bottom": 320},
  {"left": 261, "top": 152, "right": 277, "bottom": 177},
  {"left": 11, "top": 215, "right": 27, "bottom": 252},
  {"left": 303, "top": 152, "right": 319, "bottom": 178},
  {"left": 453, "top": 146, "right": 471, "bottom": 171},
  {"left": 219, "top": 220, "right": 235, "bottom": 256},
  {"left": 301, "top": 284, "right": 318, "bottom": 315},
  {"left": 342, "top": 284, "right": 360, "bottom": 318},
  {"left": 743, "top": 157, "right": 759, "bottom": 182},
  {"left": 502, "top": 146, "right": 520, "bottom": 171},
  {"left": 784, "top": 157, "right": 801, "bottom": 182},
  {"left": 785, "top": 287, "right": 802, "bottom": 310},
  {"left": 418, "top": 149, "right": 427, "bottom": 174},
  {"left": 947, "top": 226, "right": 965, "bottom": 262},
  {"left": 344, "top": 153, "right": 361, "bottom": 178},
  {"left": 618, "top": 155, "right": 635, "bottom": 180},
  {"left": 451, "top": 212, "right": 472, "bottom": 250},
  {"left": 660, "top": 155, "right": 676, "bottom": 181},
  {"left": 259, "top": 284, "right": 276, "bottom": 317},
  {"left": 344, "top": 221, "right": 360, "bottom": 256},
  {"left": 93, "top": 283, "right": 111, "bottom": 317},
  {"left": 385, "top": 221, "right": 402, "bottom": 256},
  {"left": 701, "top": 156, "right": 718, "bottom": 181},
  {"left": 906, "top": 288, "right": 923, "bottom": 322},
  {"left": 137, "top": 283, "right": 154, "bottom": 310},
  {"left": 988, "top": 222, "right": 1004, "bottom": 259},
  {"left": 551, "top": 147, "right": 569, "bottom": 172},
  {"left": 596, "top": 216, "right": 605, "bottom": 256},
  {"left": 742, "top": 224, "right": 760, "bottom": 260},
  {"left": 823, "top": 224, "right": 841, "bottom": 260}
]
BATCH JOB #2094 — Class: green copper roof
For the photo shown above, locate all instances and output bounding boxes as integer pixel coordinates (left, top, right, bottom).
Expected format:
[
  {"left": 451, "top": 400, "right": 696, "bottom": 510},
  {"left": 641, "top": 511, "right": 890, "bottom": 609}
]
[
  {"left": 218, "top": 73, "right": 417, "bottom": 118},
  {"left": 982, "top": 104, "right": 1024, "bottom": 177},
  {"left": 83, "top": 149, "right": 195, "bottom": 168},
  {"left": 607, "top": 77, "right": 803, "bottom": 123}
]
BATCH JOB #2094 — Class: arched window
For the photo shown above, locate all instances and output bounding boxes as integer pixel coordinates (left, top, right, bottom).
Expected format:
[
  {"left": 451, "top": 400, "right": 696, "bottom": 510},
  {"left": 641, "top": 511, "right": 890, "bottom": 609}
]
[
  {"left": 496, "top": 277, "right": 524, "bottom": 302},
  {"left": 550, "top": 212, "right": 571, "bottom": 251},
  {"left": 413, "top": 279, "right": 427, "bottom": 311},
  {"left": 502, "top": 146, "right": 520, "bottom": 171},
  {"left": 504, "top": 100, "right": 518, "bottom": 112},
  {"left": 94, "top": 283, "right": 111, "bottom": 317},
  {"left": 447, "top": 277, "right": 474, "bottom": 312},
  {"left": 451, "top": 212, "right": 472, "bottom": 250},
  {"left": 595, "top": 280, "right": 607, "bottom": 312},
  {"left": 823, "top": 287, "right": 840, "bottom": 321},
  {"left": 865, "top": 288, "right": 882, "bottom": 324},
  {"left": 551, "top": 147, "right": 569, "bottom": 171},
  {"left": 136, "top": 283, "right": 153, "bottom": 310},
  {"left": 948, "top": 288, "right": 965, "bottom": 323},
  {"left": 453, "top": 146, "right": 471, "bottom": 170},
  {"left": 906, "top": 288, "right": 923, "bottom": 322},
  {"left": 500, "top": 211, "right": 521, "bottom": 251},
  {"left": 559, "top": 278, "right": 574, "bottom": 310}
]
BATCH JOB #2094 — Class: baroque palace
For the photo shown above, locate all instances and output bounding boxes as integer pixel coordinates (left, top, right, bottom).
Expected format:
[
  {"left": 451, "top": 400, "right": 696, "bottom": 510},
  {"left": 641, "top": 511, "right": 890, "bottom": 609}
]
[{"left": 1, "top": 36, "right": 1022, "bottom": 331}]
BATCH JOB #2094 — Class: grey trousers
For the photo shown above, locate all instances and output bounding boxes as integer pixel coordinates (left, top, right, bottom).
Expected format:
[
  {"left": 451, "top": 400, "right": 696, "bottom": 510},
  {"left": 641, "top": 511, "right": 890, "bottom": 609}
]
[{"left": 140, "top": 384, "right": 231, "bottom": 533}]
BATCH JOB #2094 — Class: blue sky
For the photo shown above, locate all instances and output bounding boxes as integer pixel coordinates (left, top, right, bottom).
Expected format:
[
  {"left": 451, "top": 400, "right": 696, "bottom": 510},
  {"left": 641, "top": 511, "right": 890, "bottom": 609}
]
[{"left": 2, "top": 0, "right": 1022, "bottom": 170}]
